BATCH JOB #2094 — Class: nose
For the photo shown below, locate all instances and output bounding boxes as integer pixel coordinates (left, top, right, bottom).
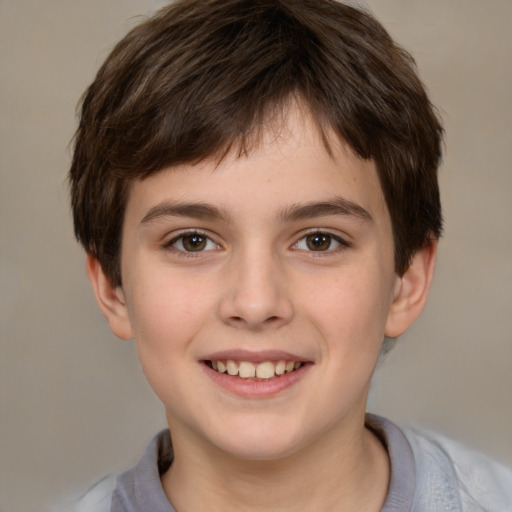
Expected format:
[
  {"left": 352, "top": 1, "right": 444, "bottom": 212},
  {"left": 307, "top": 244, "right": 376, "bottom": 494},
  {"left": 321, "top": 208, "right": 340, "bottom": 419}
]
[{"left": 218, "top": 248, "right": 294, "bottom": 331}]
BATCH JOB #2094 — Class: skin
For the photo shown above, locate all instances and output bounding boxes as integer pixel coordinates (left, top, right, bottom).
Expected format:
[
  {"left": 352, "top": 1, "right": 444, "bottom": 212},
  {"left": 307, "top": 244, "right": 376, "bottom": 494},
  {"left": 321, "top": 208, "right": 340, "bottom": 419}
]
[{"left": 87, "top": 106, "right": 437, "bottom": 511}]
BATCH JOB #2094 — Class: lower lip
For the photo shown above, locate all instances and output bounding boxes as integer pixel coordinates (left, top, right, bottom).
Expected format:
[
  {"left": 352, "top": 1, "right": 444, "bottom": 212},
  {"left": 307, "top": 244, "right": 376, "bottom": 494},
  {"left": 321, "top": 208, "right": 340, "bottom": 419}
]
[{"left": 201, "top": 362, "right": 312, "bottom": 398}]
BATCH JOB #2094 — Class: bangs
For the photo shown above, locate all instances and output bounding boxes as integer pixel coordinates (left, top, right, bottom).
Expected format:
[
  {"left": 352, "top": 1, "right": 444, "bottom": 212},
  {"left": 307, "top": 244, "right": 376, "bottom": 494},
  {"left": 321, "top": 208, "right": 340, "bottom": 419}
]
[{"left": 71, "top": 0, "right": 442, "bottom": 285}]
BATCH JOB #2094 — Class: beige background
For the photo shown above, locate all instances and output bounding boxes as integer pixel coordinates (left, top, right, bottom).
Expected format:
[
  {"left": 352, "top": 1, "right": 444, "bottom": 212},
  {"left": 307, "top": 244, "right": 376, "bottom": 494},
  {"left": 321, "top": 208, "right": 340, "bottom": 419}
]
[{"left": 1, "top": 1, "right": 511, "bottom": 511}]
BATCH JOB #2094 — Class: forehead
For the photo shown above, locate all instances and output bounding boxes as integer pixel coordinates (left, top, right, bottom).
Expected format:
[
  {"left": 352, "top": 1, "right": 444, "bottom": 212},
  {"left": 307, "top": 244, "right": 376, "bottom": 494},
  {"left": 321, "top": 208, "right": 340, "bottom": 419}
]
[{"left": 124, "top": 105, "right": 389, "bottom": 228}]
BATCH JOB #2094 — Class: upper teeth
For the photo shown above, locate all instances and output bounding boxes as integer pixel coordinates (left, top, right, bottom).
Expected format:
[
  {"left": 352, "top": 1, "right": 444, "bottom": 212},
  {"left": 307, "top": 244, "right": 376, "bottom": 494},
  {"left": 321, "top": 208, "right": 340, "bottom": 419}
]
[{"left": 211, "top": 360, "right": 302, "bottom": 380}]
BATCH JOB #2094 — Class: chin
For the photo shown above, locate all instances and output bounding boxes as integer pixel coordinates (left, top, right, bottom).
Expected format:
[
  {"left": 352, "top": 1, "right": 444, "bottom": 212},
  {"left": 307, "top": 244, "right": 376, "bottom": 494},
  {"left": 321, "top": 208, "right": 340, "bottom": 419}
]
[
  {"left": 205, "top": 415, "right": 313, "bottom": 462},
  {"left": 216, "top": 436, "right": 301, "bottom": 462}
]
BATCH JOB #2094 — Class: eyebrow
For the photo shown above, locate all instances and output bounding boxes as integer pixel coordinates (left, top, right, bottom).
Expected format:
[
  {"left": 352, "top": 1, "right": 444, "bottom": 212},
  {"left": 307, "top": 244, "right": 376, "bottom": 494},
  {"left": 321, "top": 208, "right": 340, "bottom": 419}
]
[
  {"left": 140, "top": 196, "right": 372, "bottom": 225},
  {"left": 280, "top": 197, "right": 373, "bottom": 223},
  {"left": 141, "top": 202, "right": 229, "bottom": 224}
]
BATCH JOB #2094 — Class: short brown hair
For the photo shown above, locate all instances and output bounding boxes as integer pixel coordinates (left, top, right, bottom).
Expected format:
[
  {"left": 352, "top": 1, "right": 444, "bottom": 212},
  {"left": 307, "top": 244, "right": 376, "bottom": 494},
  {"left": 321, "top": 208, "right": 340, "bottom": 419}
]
[{"left": 70, "top": 0, "right": 443, "bottom": 286}]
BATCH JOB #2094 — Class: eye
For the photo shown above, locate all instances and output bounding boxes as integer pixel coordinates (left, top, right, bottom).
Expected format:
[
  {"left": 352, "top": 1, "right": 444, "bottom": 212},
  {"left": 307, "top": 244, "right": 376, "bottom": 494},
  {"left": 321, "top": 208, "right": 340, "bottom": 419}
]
[
  {"left": 168, "top": 232, "right": 218, "bottom": 252},
  {"left": 294, "top": 232, "right": 346, "bottom": 252}
]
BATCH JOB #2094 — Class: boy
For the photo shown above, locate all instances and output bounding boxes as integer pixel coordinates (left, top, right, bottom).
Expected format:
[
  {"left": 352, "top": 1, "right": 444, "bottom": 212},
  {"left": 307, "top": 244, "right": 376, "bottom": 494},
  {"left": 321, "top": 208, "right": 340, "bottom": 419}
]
[{"left": 68, "top": 0, "right": 512, "bottom": 510}]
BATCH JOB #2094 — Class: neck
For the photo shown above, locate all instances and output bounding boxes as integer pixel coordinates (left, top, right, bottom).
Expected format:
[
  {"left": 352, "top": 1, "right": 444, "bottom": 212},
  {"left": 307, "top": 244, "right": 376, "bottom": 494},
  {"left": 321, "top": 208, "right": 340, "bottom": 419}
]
[{"left": 161, "top": 414, "right": 389, "bottom": 512}]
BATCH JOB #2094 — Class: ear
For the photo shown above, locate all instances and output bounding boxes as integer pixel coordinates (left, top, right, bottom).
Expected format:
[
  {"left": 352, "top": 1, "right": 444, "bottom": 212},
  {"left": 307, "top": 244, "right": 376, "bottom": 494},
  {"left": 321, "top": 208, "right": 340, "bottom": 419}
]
[
  {"left": 385, "top": 241, "right": 438, "bottom": 338},
  {"left": 85, "top": 254, "right": 133, "bottom": 340}
]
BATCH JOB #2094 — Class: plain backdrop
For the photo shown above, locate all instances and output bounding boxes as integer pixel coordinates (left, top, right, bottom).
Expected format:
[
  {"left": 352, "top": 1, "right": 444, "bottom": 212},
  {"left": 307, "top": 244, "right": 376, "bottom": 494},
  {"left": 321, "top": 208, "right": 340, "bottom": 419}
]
[{"left": 1, "top": 1, "right": 511, "bottom": 511}]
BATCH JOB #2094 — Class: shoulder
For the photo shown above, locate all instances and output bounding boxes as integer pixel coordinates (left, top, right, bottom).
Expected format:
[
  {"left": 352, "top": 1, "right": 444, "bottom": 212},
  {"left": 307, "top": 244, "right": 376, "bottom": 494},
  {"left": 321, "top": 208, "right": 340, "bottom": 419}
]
[
  {"left": 404, "top": 427, "right": 512, "bottom": 510},
  {"left": 54, "top": 429, "right": 173, "bottom": 512},
  {"left": 74, "top": 475, "right": 117, "bottom": 512},
  {"left": 49, "top": 474, "right": 116, "bottom": 512}
]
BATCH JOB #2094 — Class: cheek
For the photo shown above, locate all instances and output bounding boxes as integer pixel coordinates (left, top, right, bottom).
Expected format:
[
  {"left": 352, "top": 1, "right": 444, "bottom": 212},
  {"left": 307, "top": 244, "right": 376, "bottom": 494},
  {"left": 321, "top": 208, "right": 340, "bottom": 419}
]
[
  {"left": 304, "top": 266, "right": 393, "bottom": 351},
  {"left": 124, "top": 270, "right": 214, "bottom": 362},
  {"left": 126, "top": 280, "right": 209, "bottom": 407}
]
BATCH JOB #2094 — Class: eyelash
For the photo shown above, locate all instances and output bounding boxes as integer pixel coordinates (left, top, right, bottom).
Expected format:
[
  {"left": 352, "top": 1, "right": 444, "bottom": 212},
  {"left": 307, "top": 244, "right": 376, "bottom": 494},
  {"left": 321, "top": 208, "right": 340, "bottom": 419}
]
[{"left": 163, "top": 229, "right": 350, "bottom": 257}]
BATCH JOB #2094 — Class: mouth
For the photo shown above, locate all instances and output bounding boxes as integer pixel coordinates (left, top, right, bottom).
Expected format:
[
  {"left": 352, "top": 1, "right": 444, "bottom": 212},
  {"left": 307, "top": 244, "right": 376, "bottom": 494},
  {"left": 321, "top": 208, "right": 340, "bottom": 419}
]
[{"left": 204, "top": 359, "right": 305, "bottom": 381}]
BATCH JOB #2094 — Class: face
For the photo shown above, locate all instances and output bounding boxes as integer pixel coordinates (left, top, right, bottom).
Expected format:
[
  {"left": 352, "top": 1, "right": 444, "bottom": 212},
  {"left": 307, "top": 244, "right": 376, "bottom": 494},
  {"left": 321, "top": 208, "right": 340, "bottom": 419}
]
[{"left": 111, "top": 109, "right": 403, "bottom": 461}]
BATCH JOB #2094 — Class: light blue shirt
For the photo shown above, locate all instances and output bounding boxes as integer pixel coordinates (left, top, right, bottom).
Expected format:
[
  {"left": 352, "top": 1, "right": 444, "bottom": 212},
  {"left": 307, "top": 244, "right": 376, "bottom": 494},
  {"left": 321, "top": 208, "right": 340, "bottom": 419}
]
[{"left": 61, "top": 415, "right": 512, "bottom": 511}]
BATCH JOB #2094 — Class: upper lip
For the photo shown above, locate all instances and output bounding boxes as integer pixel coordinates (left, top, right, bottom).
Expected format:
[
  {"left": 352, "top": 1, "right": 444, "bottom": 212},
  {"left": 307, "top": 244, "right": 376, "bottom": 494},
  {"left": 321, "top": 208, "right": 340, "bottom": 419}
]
[{"left": 202, "top": 349, "right": 310, "bottom": 364}]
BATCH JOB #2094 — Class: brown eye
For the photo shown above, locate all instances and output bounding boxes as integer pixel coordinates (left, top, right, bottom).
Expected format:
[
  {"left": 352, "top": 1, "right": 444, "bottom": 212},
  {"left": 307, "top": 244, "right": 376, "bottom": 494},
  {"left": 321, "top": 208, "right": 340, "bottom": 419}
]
[
  {"left": 169, "top": 233, "right": 217, "bottom": 252},
  {"left": 182, "top": 234, "right": 207, "bottom": 251},
  {"left": 305, "top": 233, "right": 333, "bottom": 251},
  {"left": 294, "top": 232, "right": 346, "bottom": 253}
]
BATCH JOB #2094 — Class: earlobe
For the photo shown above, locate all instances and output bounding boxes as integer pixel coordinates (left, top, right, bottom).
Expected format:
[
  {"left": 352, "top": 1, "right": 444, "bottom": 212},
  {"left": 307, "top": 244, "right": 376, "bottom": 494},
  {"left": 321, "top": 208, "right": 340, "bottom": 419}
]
[
  {"left": 85, "top": 254, "right": 134, "bottom": 340},
  {"left": 385, "top": 241, "right": 438, "bottom": 338}
]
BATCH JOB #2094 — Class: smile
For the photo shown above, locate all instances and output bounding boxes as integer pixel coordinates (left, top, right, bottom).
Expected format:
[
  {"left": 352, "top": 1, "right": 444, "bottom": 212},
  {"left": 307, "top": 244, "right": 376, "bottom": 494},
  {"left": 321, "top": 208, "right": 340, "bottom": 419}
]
[{"left": 205, "top": 360, "right": 303, "bottom": 380}]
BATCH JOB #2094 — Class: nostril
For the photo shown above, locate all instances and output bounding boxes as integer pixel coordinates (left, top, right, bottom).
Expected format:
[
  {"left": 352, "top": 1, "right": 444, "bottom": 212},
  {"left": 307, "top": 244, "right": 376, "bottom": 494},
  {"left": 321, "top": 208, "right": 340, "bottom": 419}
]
[{"left": 226, "top": 314, "right": 283, "bottom": 329}]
